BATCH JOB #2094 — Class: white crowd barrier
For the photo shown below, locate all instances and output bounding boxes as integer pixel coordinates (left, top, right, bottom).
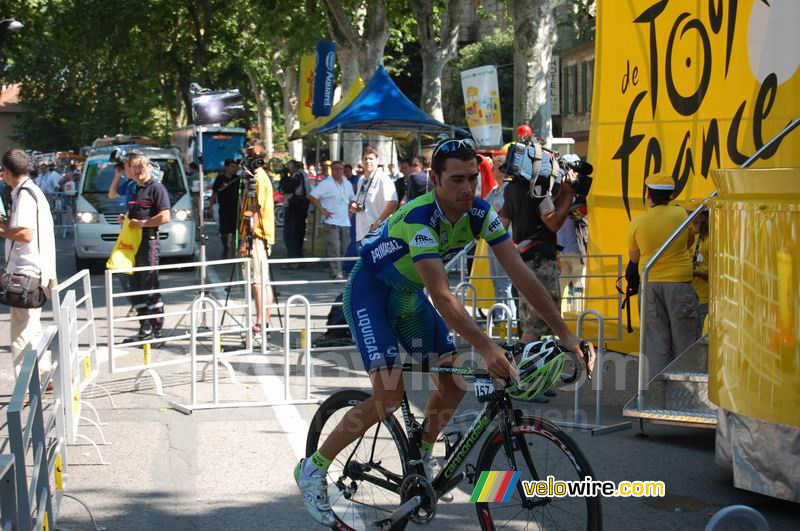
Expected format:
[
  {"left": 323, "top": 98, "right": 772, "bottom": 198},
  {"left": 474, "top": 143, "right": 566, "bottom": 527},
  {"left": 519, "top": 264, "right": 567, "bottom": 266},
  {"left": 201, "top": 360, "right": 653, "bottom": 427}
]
[
  {"left": 6, "top": 326, "right": 68, "bottom": 531},
  {"left": 51, "top": 269, "right": 113, "bottom": 463},
  {"left": 104, "top": 257, "right": 254, "bottom": 395}
]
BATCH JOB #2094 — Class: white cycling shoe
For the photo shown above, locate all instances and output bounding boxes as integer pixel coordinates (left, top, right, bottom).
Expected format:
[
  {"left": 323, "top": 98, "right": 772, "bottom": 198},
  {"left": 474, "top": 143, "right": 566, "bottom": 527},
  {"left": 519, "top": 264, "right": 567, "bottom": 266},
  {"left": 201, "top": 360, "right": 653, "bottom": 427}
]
[
  {"left": 423, "top": 455, "right": 454, "bottom": 503},
  {"left": 294, "top": 458, "right": 336, "bottom": 527}
]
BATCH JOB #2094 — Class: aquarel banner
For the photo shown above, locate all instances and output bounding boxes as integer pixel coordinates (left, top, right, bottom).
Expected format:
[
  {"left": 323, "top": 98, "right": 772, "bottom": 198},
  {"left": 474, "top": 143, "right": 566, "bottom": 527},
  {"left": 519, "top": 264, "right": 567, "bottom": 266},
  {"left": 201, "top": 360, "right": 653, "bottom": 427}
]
[
  {"left": 313, "top": 40, "right": 337, "bottom": 117},
  {"left": 460, "top": 65, "right": 503, "bottom": 147}
]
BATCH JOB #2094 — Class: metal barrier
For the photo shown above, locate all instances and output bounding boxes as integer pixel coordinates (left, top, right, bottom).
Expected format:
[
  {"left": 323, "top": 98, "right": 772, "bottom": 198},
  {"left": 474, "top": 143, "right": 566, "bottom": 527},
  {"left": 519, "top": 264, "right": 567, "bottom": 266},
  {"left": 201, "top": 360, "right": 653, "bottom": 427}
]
[
  {"left": 51, "top": 192, "right": 75, "bottom": 238},
  {"left": 485, "top": 303, "right": 514, "bottom": 344},
  {"left": 0, "top": 455, "right": 18, "bottom": 530},
  {"left": 457, "top": 252, "right": 624, "bottom": 341},
  {"left": 105, "top": 257, "right": 254, "bottom": 395},
  {"left": 556, "top": 310, "right": 631, "bottom": 436},
  {"left": 51, "top": 269, "right": 113, "bottom": 463},
  {"left": 168, "top": 291, "right": 318, "bottom": 414},
  {"left": 6, "top": 326, "right": 67, "bottom": 531}
]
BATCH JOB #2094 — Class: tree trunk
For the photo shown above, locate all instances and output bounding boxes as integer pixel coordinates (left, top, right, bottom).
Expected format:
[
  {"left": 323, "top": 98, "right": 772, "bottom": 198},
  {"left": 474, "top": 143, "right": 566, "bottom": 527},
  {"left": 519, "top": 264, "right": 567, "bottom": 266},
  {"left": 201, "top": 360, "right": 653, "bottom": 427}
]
[
  {"left": 245, "top": 66, "right": 273, "bottom": 155},
  {"left": 511, "top": 0, "right": 556, "bottom": 139},
  {"left": 411, "top": 0, "right": 466, "bottom": 122},
  {"left": 336, "top": 45, "right": 362, "bottom": 165},
  {"left": 420, "top": 56, "right": 447, "bottom": 121},
  {"left": 281, "top": 65, "right": 302, "bottom": 160}
]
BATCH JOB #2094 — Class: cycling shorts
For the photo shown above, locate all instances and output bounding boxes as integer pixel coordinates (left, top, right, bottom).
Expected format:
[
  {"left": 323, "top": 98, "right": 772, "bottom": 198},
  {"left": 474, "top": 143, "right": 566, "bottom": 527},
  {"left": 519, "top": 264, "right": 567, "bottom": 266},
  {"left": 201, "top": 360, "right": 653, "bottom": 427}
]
[{"left": 343, "top": 261, "right": 456, "bottom": 373}]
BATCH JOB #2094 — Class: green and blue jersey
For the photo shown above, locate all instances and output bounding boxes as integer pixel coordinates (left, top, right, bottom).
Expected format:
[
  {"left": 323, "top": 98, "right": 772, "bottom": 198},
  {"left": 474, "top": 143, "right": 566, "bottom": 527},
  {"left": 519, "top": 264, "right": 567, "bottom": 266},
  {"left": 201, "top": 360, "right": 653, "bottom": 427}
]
[{"left": 358, "top": 191, "right": 509, "bottom": 292}]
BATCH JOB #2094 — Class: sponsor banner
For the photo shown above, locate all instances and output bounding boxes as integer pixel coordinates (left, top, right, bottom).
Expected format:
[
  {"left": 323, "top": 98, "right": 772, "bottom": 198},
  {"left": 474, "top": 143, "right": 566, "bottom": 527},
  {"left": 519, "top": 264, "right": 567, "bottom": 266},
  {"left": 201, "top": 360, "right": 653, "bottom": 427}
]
[
  {"left": 461, "top": 65, "right": 503, "bottom": 147},
  {"left": 299, "top": 54, "right": 316, "bottom": 124},
  {"left": 313, "top": 40, "right": 337, "bottom": 117},
  {"left": 585, "top": 0, "right": 800, "bottom": 343},
  {"left": 550, "top": 55, "right": 561, "bottom": 116}
]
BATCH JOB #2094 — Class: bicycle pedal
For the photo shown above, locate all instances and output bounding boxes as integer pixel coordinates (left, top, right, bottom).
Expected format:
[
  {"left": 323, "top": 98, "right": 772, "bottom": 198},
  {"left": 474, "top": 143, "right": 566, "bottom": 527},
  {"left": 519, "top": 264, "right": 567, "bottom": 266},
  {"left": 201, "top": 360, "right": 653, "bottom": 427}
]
[{"left": 465, "top": 464, "right": 478, "bottom": 484}]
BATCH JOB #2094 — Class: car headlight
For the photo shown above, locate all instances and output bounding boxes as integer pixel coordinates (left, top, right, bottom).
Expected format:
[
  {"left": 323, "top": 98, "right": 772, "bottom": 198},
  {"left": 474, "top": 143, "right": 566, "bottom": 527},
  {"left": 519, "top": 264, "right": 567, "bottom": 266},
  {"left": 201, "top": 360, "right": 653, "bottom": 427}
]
[
  {"left": 173, "top": 208, "right": 192, "bottom": 222},
  {"left": 76, "top": 211, "right": 100, "bottom": 224}
]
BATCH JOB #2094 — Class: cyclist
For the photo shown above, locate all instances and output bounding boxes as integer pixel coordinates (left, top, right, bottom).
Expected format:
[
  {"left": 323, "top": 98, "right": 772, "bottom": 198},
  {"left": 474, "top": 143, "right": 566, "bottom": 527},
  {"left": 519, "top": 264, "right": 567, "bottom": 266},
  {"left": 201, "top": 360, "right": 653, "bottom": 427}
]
[{"left": 295, "top": 137, "right": 596, "bottom": 526}]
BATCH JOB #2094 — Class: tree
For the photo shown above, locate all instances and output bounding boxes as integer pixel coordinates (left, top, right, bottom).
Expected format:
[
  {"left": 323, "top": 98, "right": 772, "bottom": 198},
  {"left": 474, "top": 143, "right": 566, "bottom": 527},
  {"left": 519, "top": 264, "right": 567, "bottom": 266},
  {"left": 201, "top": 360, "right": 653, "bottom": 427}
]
[
  {"left": 409, "top": 0, "right": 467, "bottom": 122},
  {"left": 510, "top": 0, "right": 557, "bottom": 138},
  {"left": 321, "top": 0, "right": 391, "bottom": 164}
]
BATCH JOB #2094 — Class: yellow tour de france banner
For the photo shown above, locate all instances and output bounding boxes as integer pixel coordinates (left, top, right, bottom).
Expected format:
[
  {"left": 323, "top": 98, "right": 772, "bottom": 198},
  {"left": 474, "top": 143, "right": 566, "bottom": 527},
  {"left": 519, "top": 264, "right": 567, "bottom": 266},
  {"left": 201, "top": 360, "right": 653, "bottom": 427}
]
[
  {"left": 299, "top": 54, "right": 316, "bottom": 125},
  {"left": 585, "top": 0, "right": 800, "bottom": 353}
]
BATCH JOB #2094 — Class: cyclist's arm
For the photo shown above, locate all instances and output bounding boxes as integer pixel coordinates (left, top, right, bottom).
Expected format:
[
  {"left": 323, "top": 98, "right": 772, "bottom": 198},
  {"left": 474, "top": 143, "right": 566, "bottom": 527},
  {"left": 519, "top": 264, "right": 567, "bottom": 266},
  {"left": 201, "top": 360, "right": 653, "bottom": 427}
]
[
  {"left": 492, "top": 238, "right": 595, "bottom": 373},
  {"left": 415, "top": 257, "right": 516, "bottom": 380}
]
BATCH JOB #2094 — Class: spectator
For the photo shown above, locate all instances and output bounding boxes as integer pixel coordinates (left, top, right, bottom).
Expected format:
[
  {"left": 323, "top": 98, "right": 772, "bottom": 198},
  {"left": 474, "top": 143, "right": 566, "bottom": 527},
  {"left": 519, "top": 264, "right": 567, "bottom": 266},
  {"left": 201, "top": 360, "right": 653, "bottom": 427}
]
[
  {"left": 309, "top": 160, "right": 355, "bottom": 280},
  {"left": 351, "top": 146, "right": 398, "bottom": 246},
  {"left": 209, "top": 159, "right": 241, "bottom": 259},
  {"left": 486, "top": 155, "right": 515, "bottom": 323},
  {"left": 476, "top": 154, "right": 498, "bottom": 199},
  {"left": 556, "top": 155, "right": 589, "bottom": 313},
  {"left": 109, "top": 151, "right": 171, "bottom": 343},
  {"left": 404, "top": 155, "right": 432, "bottom": 202},
  {"left": 500, "top": 149, "right": 577, "bottom": 344},
  {"left": 691, "top": 206, "right": 710, "bottom": 328},
  {"left": 387, "top": 163, "right": 402, "bottom": 181},
  {"left": 280, "top": 160, "right": 311, "bottom": 266},
  {"left": 343, "top": 163, "right": 358, "bottom": 193},
  {"left": 627, "top": 174, "right": 700, "bottom": 380},
  {"left": 0, "top": 149, "right": 57, "bottom": 375}
]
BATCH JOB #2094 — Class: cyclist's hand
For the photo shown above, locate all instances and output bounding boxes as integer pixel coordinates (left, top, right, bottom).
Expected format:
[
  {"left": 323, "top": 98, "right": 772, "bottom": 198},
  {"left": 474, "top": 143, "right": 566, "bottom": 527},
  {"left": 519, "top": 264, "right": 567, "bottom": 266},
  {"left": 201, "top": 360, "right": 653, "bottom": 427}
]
[
  {"left": 562, "top": 334, "right": 596, "bottom": 377},
  {"left": 482, "top": 343, "right": 518, "bottom": 381}
]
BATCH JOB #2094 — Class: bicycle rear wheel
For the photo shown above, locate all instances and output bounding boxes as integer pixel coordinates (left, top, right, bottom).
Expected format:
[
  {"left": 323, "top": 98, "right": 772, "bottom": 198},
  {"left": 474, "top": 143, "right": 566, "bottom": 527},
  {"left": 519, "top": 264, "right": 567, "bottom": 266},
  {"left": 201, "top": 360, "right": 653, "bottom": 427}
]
[
  {"left": 305, "top": 390, "right": 411, "bottom": 531},
  {"left": 475, "top": 416, "right": 602, "bottom": 530}
]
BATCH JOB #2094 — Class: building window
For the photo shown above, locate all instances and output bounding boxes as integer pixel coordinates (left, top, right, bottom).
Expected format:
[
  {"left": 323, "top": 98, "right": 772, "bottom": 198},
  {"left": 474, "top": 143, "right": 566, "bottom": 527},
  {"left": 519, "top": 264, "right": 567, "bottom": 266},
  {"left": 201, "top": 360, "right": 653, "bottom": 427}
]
[
  {"left": 580, "top": 61, "right": 588, "bottom": 114},
  {"left": 562, "top": 64, "right": 570, "bottom": 117},
  {"left": 569, "top": 64, "right": 578, "bottom": 115},
  {"left": 586, "top": 60, "right": 594, "bottom": 112}
]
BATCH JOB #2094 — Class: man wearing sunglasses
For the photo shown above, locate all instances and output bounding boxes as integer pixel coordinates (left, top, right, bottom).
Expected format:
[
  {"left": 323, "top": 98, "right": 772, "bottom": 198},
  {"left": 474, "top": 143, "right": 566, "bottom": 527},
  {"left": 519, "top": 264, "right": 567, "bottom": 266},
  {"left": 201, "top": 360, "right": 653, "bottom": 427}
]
[{"left": 295, "top": 137, "right": 596, "bottom": 526}]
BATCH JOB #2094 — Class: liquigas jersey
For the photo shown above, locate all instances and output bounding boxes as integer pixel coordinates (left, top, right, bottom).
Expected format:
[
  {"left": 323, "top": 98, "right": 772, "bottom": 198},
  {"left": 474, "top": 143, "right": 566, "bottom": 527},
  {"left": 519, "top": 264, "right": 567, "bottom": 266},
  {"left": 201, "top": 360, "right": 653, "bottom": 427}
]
[{"left": 359, "top": 191, "right": 509, "bottom": 292}]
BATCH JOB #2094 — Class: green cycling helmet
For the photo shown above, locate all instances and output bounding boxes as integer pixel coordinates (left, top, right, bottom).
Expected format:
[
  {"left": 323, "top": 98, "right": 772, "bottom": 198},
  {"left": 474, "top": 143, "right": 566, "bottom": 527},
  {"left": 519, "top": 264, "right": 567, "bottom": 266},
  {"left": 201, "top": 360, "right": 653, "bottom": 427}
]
[{"left": 506, "top": 339, "right": 565, "bottom": 401}]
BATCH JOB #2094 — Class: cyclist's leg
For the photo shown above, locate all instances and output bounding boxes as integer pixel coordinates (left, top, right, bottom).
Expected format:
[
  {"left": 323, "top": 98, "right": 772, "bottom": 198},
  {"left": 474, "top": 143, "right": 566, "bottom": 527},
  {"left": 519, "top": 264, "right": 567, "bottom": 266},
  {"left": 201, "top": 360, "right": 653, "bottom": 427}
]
[
  {"left": 317, "top": 262, "right": 406, "bottom": 461},
  {"left": 395, "top": 290, "right": 465, "bottom": 449}
]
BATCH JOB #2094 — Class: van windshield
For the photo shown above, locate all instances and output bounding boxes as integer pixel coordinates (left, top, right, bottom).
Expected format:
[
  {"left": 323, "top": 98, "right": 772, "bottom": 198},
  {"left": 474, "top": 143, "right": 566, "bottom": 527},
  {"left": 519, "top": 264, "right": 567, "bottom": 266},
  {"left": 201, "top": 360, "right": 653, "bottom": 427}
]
[{"left": 80, "top": 158, "right": 186, "bottom": 213}]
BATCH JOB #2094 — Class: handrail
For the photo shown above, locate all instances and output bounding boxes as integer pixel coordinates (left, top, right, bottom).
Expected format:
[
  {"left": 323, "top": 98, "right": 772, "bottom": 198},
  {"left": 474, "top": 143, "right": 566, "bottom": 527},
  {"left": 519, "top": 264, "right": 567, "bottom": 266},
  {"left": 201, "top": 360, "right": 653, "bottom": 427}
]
[{"left": 637, "top": 116, "right": 800, "bottom": 410}]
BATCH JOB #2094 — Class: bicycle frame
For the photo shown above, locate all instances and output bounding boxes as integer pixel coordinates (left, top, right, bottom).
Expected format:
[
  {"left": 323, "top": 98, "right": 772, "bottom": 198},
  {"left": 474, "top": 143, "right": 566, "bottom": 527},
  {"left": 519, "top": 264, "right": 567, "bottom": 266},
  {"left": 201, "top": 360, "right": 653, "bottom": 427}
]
[{"left": 343, "top": 363, "right": 520, "bottom": 501}]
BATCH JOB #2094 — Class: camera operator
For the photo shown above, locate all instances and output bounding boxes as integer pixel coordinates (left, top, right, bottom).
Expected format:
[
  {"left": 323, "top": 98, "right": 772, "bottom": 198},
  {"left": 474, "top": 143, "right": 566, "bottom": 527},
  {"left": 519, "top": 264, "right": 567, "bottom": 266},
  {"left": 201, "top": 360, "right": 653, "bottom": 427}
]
[
  {"left": 499, "top": 147, "right": 579, "bottom": 345},
  {"left": 109, "top": 151, "right": 171, "bottom": 343},
  {"left": 238, "top": 148, "right": 276, "bottom": 334}
]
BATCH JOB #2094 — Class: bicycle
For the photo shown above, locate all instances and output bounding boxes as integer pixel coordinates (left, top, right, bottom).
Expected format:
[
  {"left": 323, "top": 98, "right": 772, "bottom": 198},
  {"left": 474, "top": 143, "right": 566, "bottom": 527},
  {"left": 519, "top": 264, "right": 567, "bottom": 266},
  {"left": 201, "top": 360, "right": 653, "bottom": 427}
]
[{"left": 305, "top": 341, "right": 602, "bottom": 530}]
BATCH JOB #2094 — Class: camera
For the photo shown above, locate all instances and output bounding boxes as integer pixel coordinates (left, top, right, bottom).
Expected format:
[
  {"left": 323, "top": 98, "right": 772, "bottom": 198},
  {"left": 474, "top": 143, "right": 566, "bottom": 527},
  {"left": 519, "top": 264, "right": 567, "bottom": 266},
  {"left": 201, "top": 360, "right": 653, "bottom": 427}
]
[
  {"left": 242, "top": 147, "right": 266, "bottom": 174},
  {"left": 559, "top": 154, "right": 594, "bottom": 197},
  {"left": 350, "top": 201, "right": 365, "bottom": 212}
]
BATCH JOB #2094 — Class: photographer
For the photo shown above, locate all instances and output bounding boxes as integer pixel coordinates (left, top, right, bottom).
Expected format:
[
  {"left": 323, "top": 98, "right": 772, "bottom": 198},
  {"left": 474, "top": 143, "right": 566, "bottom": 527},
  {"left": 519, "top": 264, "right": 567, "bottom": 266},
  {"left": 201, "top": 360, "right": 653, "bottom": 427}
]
[
  {"left": 279, "top": 160, "right": 310, "bottom": 265},
  {"left": 500, "top": 146, "right": 579, "bottom": 345},
  {"left": 238, "top": 149, "right": 275, "bottom": 335},
  {"left": 109, "top": 152, "right": 171, "bottom": 343}
]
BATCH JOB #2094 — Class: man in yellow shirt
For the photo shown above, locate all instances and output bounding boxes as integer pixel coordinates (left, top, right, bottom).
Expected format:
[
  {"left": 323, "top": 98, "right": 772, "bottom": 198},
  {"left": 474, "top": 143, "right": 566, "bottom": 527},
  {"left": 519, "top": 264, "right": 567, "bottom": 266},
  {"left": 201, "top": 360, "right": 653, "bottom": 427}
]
[
  {"left": 627, "top": 174, "right": 701, "bottom": 379},
  {"left": 238, "top": 149, "right": 276, "bottom": 335}
]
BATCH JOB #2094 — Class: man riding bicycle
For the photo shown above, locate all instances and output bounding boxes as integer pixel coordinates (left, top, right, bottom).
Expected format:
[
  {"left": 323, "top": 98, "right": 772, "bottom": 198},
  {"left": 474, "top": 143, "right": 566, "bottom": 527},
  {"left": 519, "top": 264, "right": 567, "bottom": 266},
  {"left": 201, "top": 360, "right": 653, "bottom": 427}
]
[{"left": 295, "top": 137, "right": 596, "bottom": 526}]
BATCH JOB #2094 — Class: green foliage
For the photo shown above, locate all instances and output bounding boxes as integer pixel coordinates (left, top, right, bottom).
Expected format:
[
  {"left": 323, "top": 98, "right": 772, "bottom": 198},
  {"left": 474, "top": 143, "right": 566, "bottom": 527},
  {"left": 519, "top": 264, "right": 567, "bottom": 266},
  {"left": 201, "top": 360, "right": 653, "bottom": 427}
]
[
  {"left": 3, "top": 0, "right": 324, "bottom": 151},
  {"left": 443, "top": 29, "right": 513, "bottom": 128}
]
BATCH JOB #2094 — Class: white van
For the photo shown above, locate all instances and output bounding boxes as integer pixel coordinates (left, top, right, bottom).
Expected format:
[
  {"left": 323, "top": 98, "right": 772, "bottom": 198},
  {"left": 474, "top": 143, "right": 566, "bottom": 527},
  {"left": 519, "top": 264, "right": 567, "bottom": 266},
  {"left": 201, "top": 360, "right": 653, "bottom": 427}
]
[{"left": 73, "top": 144, "right": 195, "bottom": 270}]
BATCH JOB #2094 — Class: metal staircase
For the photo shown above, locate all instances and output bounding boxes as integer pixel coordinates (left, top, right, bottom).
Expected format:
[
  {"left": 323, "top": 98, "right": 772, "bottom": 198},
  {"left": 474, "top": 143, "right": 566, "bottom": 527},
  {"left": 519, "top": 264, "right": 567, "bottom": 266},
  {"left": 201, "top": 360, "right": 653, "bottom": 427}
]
[{"left": 623, "top": 337, "right": 717, "bottom": 427}]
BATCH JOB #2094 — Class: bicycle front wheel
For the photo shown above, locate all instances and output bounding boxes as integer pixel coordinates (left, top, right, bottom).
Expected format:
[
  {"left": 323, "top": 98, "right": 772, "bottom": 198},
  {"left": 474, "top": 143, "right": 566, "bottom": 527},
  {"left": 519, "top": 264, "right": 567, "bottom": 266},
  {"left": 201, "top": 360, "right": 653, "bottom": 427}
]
[
  {"left": 475, "top": 416, "right": 602, "bottom": 530},
  {"left": 305, "top": 390, "right": 411, "bottom": 531}
]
